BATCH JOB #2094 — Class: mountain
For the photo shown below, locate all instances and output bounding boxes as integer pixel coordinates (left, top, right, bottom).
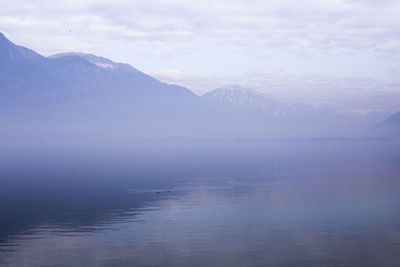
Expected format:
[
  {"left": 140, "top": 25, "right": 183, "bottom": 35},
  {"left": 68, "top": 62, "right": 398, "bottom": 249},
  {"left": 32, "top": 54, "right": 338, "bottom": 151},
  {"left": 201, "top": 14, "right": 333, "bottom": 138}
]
[
  {"left": 381, "top": 111, "right": 400, "bottom": 124},
  {"left": 202, "top": 85, "right": 344, "bottom": 120},
  {"left": 0, "top": 32, "right": 388, "bottom": 141},
  {"left": 0, "top": 34, "right": 197, "bottom": 107},
  {"left": 202, "top": 86, "right": 389, "bottom": 138},
  {"left": 0, "top": 32, "right": 204, "bottom": 141},
  {"left": 0, "top": 33, "right": 194, "bottom": 105},
  {"left": 374, "top": 111, "right": 400, "bottom": 137},
  {"left": 203, "top": 85, "right": 283, "bottom": 115},
  {"left": 0, "top": 32, "right": 43, "bottom": 61},
  {"left": 49, "top": 53, "right": 141, "bottom": 74}
]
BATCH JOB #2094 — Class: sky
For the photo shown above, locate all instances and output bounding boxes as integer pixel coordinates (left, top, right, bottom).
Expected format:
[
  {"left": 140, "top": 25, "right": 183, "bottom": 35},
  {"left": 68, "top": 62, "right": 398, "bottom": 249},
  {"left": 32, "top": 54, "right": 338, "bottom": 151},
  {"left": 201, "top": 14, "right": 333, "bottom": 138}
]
[{"left": 1, "top": 0, "right": 400, "bottom": 112}]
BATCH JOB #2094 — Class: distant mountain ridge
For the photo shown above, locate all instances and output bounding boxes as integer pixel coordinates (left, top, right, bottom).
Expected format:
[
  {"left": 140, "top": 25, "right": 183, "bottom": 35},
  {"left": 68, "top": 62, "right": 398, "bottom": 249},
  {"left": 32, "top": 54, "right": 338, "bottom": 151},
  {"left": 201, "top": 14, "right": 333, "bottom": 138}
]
[
  {"left": 0, "top": 32, "right": 391, "bottom": 140},
  {"left": 202, "top": 85, "right": 341, "bottom": 120},
  {"left": 203, "top": 85, "right": 279, "bottom": 112},
  {"left": 49, "top": 53, "right": 142, "bottom": 74},
  {"left": 374, "top": 111, "right": 400, "bottom": 136},
  {"left": 381, "top": 111, "right": 400, "bottom": 124},
  {"left": 0, "top": 32, "right": 195, "bottom": 106}
]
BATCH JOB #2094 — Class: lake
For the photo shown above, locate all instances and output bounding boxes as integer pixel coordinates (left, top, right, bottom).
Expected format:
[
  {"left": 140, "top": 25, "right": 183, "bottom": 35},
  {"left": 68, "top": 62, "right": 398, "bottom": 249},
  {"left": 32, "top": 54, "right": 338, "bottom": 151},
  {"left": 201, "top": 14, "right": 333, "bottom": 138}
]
[{"left": 1, "top": 140, "right": 400, "bottom": 266}]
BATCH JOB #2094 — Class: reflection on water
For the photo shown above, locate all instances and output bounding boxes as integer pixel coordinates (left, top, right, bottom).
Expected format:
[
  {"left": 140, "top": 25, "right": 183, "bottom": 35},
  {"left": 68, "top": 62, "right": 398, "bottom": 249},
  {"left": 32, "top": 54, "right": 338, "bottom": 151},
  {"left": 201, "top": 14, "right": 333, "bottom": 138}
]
[{"left": 1, "top": 140, "right": 400, "bottom": 266}]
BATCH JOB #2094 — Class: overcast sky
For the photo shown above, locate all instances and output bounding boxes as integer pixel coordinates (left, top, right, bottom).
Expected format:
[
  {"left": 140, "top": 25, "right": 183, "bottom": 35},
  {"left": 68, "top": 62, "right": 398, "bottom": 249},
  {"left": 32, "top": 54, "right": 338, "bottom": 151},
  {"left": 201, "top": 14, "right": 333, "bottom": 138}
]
[{"left": 1, "top": 0, "right": 400, "bottom": 111}]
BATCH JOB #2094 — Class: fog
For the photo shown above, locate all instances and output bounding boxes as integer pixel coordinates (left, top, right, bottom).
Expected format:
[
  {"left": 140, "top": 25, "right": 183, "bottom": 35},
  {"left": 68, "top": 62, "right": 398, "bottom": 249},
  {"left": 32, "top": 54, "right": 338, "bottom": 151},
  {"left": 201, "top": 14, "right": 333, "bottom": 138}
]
[
  {"left": 2, "top": 32, "right": 399, "bottom": 144},
  {"left": 1, "top": 139, "right": 400, "bottom": 266}
]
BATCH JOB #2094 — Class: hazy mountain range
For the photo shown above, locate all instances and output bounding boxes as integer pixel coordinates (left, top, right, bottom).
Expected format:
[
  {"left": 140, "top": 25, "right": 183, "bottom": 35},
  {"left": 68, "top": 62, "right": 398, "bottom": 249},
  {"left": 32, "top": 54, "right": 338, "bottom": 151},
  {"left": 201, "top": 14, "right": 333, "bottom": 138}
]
[
  {"left": 374, "top": 111, "right": 400, "bottom": 137},
  {"left": 0, "top": 32, "right": 398, "bottom": 142}
]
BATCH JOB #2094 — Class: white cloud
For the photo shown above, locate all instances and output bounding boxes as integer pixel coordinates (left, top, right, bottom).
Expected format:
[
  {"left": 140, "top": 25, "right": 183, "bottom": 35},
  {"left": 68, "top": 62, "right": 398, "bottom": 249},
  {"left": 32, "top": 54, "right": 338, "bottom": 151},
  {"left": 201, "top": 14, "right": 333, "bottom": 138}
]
[
  {"left": 2, "top": 0, "right": 400, "bottom": 55},
  {"left": 2, "top": 0, "right": 400, "bottom": 111}
]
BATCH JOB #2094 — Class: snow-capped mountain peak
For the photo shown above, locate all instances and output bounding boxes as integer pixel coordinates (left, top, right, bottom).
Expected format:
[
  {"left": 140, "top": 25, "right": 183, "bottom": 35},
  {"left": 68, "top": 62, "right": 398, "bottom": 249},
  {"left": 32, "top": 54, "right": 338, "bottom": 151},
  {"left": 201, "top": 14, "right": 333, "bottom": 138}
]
[
  {"left": 49, "top": 53, "right": 141, "bottom": 74},
  {"left": 203, "top": 85, "right": 278, "bottom": 113}
]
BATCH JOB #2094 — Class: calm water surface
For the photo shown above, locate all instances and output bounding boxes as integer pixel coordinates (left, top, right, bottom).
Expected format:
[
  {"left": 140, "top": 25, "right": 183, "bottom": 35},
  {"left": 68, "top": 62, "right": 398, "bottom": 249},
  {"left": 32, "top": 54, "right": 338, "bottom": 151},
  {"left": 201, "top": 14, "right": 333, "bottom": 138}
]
[{"left": 0, "top": 140, "right": 400, "bottom": 266}]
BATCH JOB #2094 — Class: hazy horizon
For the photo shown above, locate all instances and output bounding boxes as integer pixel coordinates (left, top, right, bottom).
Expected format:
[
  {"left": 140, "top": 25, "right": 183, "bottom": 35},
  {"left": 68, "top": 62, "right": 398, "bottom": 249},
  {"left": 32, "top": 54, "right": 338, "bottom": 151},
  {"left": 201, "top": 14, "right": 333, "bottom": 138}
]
[
  {"left": 2, "top": 0, "right": 400, "bottom": 114},
  {"left": 1, "top": 2, "right": 400, "bottom": 266},
  {"left": 1, "top": 31, "right": 399, "bottom": 141}
]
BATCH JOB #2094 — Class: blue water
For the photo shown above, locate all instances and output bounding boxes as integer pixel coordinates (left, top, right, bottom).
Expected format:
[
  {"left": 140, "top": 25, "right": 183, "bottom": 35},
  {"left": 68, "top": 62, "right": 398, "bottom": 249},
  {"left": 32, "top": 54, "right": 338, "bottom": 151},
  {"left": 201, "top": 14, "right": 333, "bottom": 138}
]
[{"left": 1, "top": 140, "right": 400, "bottom": 266}]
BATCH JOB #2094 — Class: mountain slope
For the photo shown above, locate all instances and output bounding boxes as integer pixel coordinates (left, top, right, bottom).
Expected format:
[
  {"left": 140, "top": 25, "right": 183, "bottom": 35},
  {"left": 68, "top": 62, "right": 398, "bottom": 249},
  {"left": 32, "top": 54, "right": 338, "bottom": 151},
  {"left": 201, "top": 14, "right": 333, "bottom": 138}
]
[
  {"left": 49, "top": 53, "right": 141, "bottom": 75},
  {"left": 202, "top": 85, "right": 337, "bottom": 119},
  {"left": 0, "top": 32, "right": 44, "bottom": 61},
  {"left": 374, "top": 111, "right": 400, "bottom": 137},
  {"left": 203, "top": 85, "right": 281, "bottom": 114},
  {"left": 381, "top": 111, "right": 400, "bottom": 124},
  {"left": 202, "top": 86, "right": 388, "bottom": 138},
  {"left": 0, "top": 32, "right": 204, "bottom": 140},
  {"left": 0, "top": 32, "right": 195, "bottom": 107},
  {"left": 0, "top": 32, "right": 388, "bottom": 140}
]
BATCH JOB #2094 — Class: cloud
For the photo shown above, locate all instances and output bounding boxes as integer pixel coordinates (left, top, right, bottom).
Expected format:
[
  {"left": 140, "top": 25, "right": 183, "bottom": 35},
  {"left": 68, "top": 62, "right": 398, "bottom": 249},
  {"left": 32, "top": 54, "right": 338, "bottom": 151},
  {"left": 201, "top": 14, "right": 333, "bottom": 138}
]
[
  {"left": 2, "top": 0, "right": 400, "bottom": 55},
  {"left": 2, "top": 0, "right": 400, "bottom": 111}
]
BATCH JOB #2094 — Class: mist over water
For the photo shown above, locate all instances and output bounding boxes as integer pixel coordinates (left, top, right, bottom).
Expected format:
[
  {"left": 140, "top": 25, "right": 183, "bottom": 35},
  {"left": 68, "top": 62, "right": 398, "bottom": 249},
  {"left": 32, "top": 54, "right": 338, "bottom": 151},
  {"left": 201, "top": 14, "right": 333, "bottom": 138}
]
[
  {"left": 2, "top": 0, "right": 400, "bottom": 265},
  {"left": 1, "top": 140, "right": 400, "bottom": 266},
  {"left": 2, "top": 31, "right": 397, "bottom": 142}
]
